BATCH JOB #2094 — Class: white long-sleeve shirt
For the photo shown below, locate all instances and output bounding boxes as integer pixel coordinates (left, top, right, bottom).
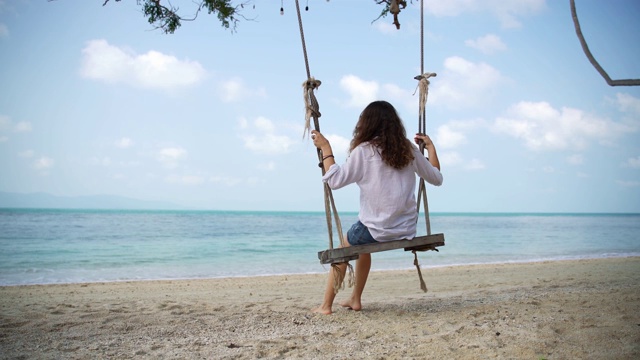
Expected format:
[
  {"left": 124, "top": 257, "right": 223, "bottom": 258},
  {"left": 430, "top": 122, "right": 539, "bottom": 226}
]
[{"left": 322, "top": 142, "right": 443, "bottom": 242}]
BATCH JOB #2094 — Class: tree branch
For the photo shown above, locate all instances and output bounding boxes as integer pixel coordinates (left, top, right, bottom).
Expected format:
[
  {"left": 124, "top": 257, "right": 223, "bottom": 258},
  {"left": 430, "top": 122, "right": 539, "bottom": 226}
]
[{"left": 102, "top": 0, "right": 251, "bottom": 34}]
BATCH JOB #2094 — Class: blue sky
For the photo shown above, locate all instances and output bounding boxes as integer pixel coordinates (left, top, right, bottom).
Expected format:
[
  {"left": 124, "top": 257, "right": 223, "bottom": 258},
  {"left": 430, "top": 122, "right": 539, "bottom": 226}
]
[{"left": 0, "top": 0, "right": 639, "bottom": 212}]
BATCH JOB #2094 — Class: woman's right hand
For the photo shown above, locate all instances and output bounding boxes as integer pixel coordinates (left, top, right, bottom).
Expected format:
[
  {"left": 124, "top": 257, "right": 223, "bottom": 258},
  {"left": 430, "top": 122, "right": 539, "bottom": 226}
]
[{"left": 311, "top": 130, "right": 330, "bottom": 150}]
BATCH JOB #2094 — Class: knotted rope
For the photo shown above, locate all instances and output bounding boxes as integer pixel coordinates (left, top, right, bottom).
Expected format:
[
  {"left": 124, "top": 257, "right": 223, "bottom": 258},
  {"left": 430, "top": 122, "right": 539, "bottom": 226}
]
[
  {"left": 389, "top": 0, "right": 404, "bottom": 29},
  {"left": 414, "top": 72, "right": 437, "bottom": 119},
  {"left": 302, "top": 77, "right": 322, "bottom": 139}
]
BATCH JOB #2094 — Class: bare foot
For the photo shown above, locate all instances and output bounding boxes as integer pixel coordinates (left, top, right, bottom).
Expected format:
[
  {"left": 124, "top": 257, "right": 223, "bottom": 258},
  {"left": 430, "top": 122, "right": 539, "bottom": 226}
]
[
  {"left": 311, "top": 306, "right": 332, "bottom": 315},
  {"left": 339, "top": 298, "right": 362, "bottom": 311}
]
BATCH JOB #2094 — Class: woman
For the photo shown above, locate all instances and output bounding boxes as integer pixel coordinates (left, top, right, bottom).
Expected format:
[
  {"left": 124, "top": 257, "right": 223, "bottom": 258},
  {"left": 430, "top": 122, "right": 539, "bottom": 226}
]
[{"left": 311, "top": 100, "right": 443, "bottom": 315}]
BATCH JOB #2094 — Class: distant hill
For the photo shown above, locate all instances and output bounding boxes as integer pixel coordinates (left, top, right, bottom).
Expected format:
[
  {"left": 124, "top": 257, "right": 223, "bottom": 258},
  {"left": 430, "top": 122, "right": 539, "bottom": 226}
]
[{"left": 0, "top": 192, "right": 184, "bottom": 210}]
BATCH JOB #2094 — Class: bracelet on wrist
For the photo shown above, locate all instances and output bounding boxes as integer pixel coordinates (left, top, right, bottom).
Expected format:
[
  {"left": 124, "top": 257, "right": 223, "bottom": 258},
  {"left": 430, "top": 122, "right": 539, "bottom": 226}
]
[{"left": 318, "top": 154, "right": 334, "bottom": 167}]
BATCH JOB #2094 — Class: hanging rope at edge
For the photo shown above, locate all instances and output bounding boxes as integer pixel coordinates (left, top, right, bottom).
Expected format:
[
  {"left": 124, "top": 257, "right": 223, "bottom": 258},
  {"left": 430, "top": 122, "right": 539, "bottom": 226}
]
[{"left": 570, "top": 0, "right": 640, "bottom": 87}]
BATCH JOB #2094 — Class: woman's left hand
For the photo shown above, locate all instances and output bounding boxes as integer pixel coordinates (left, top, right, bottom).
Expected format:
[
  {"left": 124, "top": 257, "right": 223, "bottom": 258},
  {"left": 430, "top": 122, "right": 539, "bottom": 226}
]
[{"left": 414, "top": 133, "right": 434, "bottom": 147}]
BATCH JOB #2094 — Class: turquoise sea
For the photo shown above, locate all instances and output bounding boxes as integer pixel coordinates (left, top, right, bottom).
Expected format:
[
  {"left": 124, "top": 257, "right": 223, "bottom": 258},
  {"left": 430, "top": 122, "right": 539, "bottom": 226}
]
[{"left": 0, "top": 209, "right": 639, "bottom": 286}]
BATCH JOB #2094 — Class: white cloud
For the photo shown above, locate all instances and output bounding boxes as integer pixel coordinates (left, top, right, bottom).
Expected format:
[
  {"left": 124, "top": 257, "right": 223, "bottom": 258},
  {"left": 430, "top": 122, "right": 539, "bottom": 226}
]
[
  {"left": 438, "top": 150, "right": 484, "bottom": 171},
  {"left": 425, "top": 0, "right": 545, "bottom": 28},
  {"left": 253, "top": 117, "right": 275, "bottom": 132},
  {"left": 90, "top": 156, "right": 112, "bottom": 167},
  {"left": 238, "top": 116, "right": 296, "bottom": 155},
  {"left": 436, "top": 125, "right": 466, "bottom": 149},
  {"left": 257, "top": 161, "right": 276, "bottom": 171},
  {"left": 381, "top": 83, "right": 414, "bottom": 112},
  {"left": 80, "top": 39, "right": 206, "bottom": 90},
  {"left": 34, "top": 156, "right": 54, "bottom": 170},
  {"left": 157, "top": 147, "right": 187, "bottom": 168},
  {"left": 0, "top": 115, "right": 9, "bottom": 130},
  {"left": 439, "top": 151, "right": 462, "bottom": 166},
  {"left": 616, "top": 180, "right": 640, "bottom": 188},
  {"left": 118, "top": 160, "right": 140, "bottom": 167},
  {"left": 166, "top": 174, "right": 205, "bottom": 185},
  {"left": 435, "top": 119, "right": 485, "bottom": 149},
  {"left": 326, "top": 134, "right": 351, "bottom": 158},
  {"left": 246, "top": 177, "right": 265, "bottom": 186},
  {"left": 493, "top": 101, "right": 633, "bottom": 151},
  {"left": 623, "top": 156, "right": 640, "bottom": 169},
  {"left": 491, "top": 0, "right": 546, "bottom": 28},
  {"left": 115, "top": 137, "right": 134, "bottom": 149},
  {"left": 465, "top": 34, "right": 507, "bottom": 54},
  {"left": 373, "top": 19, "right": 398, "bottom": 34},
  {"left": 0, "top": 116, "right": 32, "bottom": 135},
  {"left": 218, "top": 77, "right": 267, "bottom": 103},
  {"left": 338, "top": 75, "right": 417, "bottom": 112},
  {"left": 616, "top": 93, "right": 640, "bottom": 115},
  {"left": 210, "top": 175, "right": 244, "bottom": 187},
  {"left": 0, "top": 23, "right": 7, "bottom": 38},
  {"left": 13, "top": 121, "right": 32, "bottom": 132},
  {"left": 566, "top": 154, "right": 584, "bottom": 165},
  {"left": 18, "top": 150, "right": 34, "bottom": 158},
  {"left": 0, "top": 136, "right": 7, "bottom": 143},
  {"left": 340, "top": 75, "right": 380, "bottom": 108},
  {"left": 431, "top": 56, "right": 505, "bottom": 109},
  {"left": 465, "top": 158, "right": 485, "bottom": 170}
]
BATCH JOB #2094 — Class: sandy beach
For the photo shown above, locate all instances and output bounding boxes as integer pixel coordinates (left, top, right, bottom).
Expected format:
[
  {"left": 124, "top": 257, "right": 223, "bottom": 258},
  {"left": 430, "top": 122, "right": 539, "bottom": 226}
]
[{"left": 1, "top": 257, "right": 639, "bottom": 359}]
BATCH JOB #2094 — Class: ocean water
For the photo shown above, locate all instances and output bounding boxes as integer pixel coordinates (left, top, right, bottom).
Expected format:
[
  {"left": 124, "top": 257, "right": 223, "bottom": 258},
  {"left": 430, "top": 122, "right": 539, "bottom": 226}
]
[{"left": 0, "top": 209, "right": 639, "bottom": 286}]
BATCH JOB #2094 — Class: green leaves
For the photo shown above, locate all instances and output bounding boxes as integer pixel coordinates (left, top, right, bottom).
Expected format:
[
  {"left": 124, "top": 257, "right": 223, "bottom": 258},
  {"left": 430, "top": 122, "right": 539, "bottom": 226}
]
[
  {"left": 142, "top": 0, "right": 181, "bottom": 34},
  {"left": 204, "top": 0, "right": 238, "bottom": 30},
  {"left": 103, "top": 0, "right": 240, "bottom": 34},
  {"left": 101, "top": 1, "right": 400, "bottom": 34}
]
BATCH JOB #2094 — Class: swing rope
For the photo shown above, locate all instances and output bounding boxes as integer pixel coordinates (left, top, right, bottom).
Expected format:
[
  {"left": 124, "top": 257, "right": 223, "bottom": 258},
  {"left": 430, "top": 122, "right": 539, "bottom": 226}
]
[
  {"left": 294, "top": 0, "right": 346, "bottom": 252},
  {"left": 295, "top": 0, "right": 351, "bottom": 294},
  {"left": 414, "top": 0, "right": 436, "bottom": 235},
  {"left": 295, "top": 0, "right": 439, "bottom": 293},
  {"left": 412, "top": 0, "right": 437, "bottom": 293}
]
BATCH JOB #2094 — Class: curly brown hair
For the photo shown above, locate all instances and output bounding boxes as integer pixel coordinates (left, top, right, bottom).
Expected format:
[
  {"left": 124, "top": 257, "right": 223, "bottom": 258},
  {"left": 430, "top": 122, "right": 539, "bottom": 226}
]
[{"left": 350, "top": 101, "right": 414, "bottom": 169}]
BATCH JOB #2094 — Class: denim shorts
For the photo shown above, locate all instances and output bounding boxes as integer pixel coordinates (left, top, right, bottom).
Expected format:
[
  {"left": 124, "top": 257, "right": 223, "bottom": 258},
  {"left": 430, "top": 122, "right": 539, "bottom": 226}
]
[{"left": 347, "top": 221, "right": 378, "bottom": 246}]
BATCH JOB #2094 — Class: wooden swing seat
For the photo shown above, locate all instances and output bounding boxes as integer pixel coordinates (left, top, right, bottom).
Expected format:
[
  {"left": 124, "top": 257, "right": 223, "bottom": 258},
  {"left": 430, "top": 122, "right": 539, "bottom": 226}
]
[{"left": 318, "top": 233, "right": 445, "bottom": 264}]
